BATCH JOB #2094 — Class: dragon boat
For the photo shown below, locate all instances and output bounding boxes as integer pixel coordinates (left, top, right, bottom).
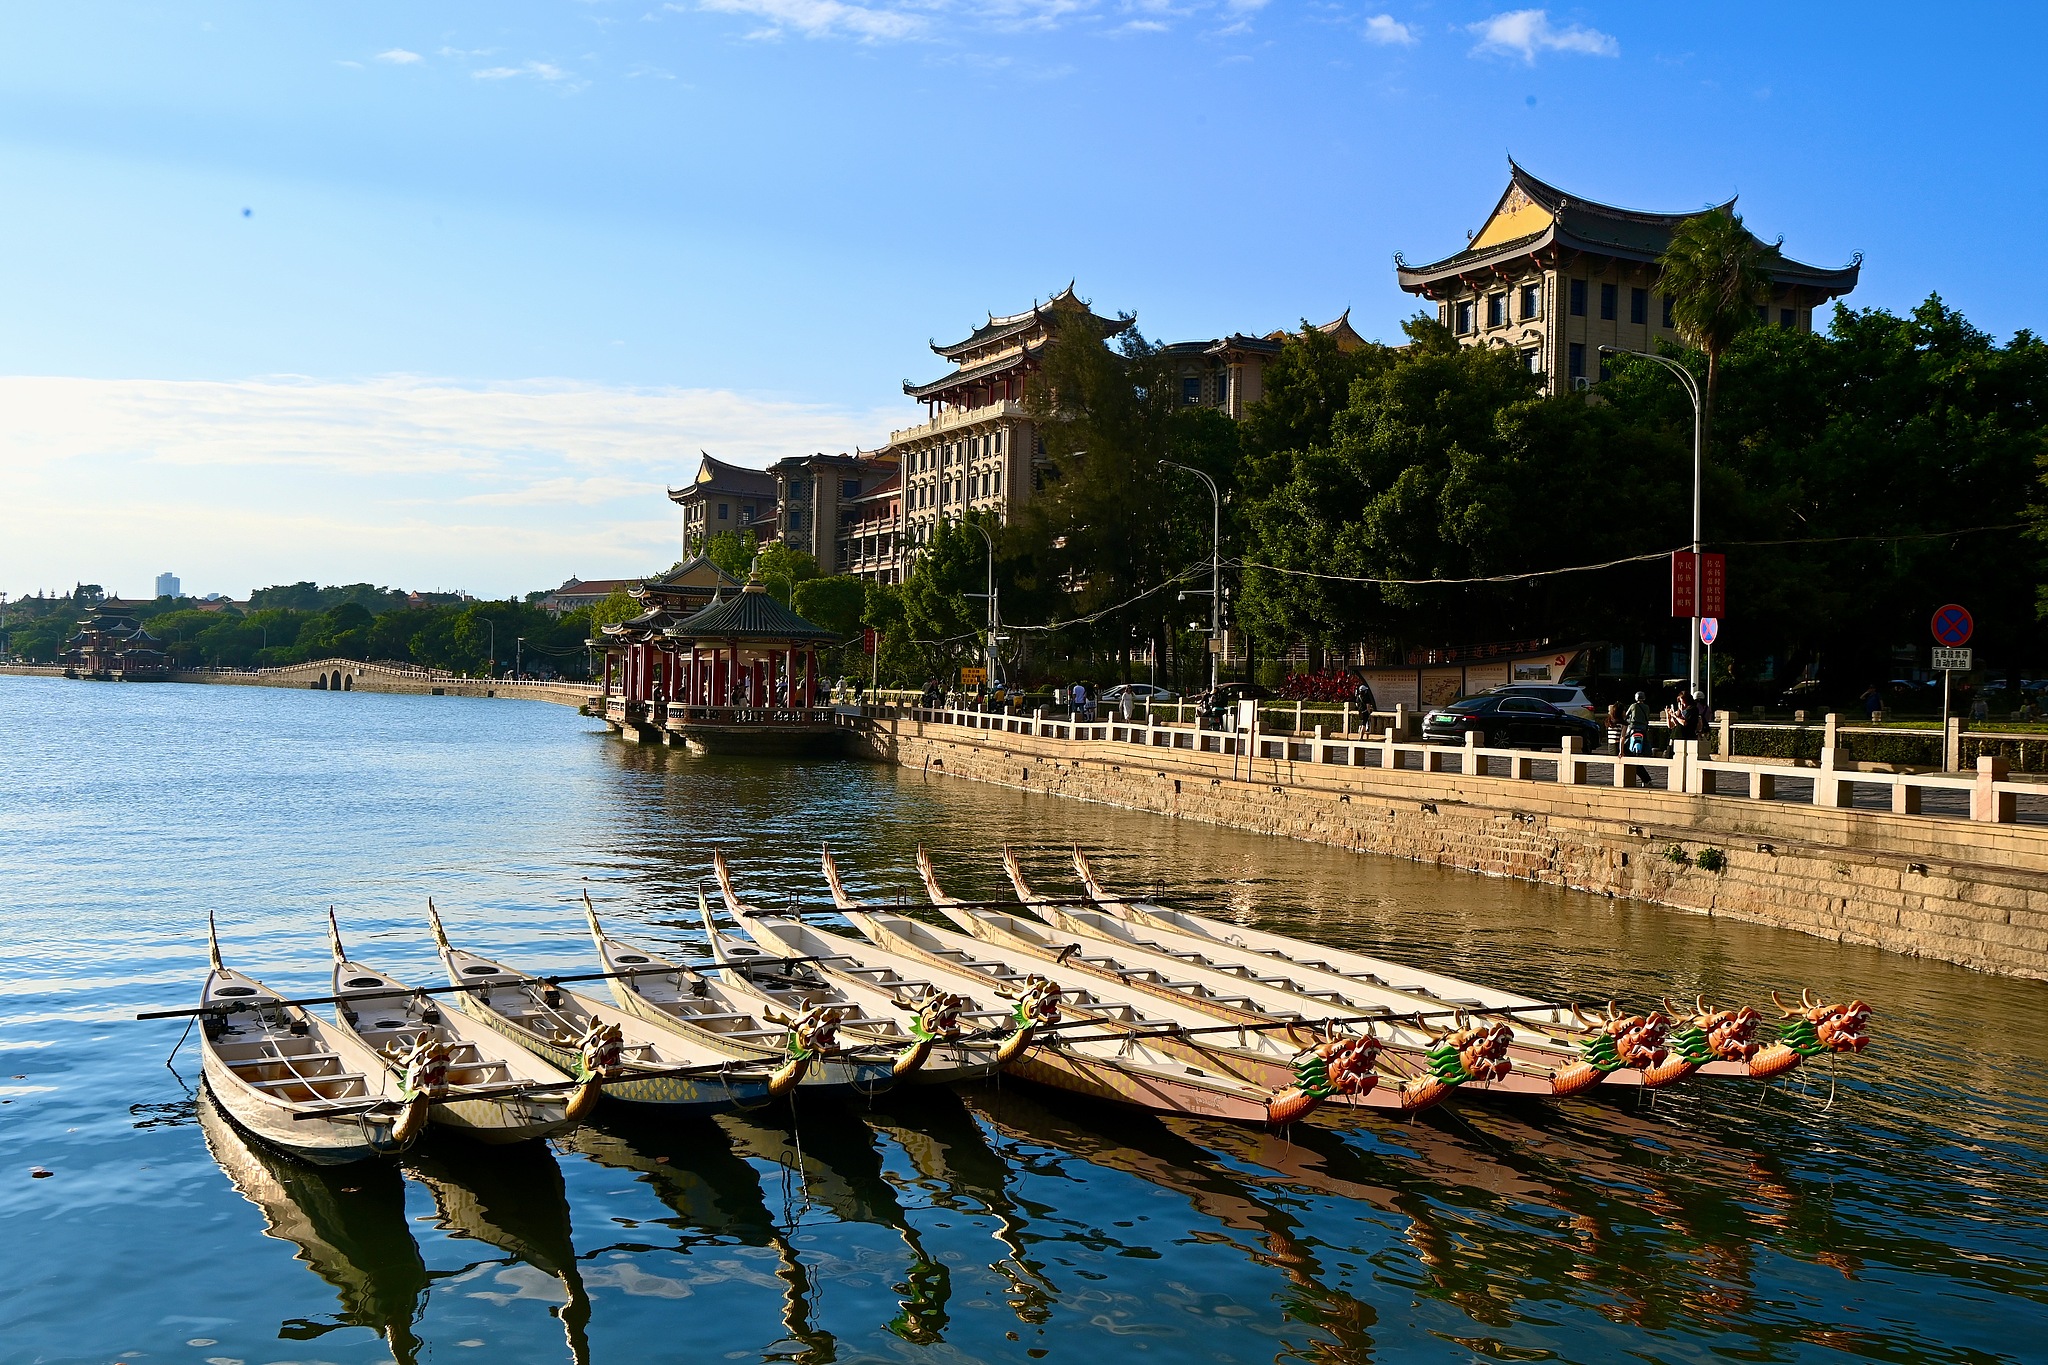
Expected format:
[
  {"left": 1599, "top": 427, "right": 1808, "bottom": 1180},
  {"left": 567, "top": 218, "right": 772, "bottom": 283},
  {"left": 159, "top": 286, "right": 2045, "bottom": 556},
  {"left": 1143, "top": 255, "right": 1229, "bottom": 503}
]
[
  {"left": 700, "top": 865, "right": 1008, "bottom": 1085},
  {"left": 197, "top": 912, "right": 427, "bottom": 1164},
  {"left": 813, "top": 847, "right": 1390, "bottom": 1122},
  {"left": 1067, "top": 848, "right": 1872, "bottom": 1087},
  {"left": 426, "top": 900, "right": 782, "bottom": 1112},
  {"left": 581, "top": 892, "right": 895, "bottom": 1096},
  {"left": 326, "top": 910, "right": 589, "bottom": 1143}
]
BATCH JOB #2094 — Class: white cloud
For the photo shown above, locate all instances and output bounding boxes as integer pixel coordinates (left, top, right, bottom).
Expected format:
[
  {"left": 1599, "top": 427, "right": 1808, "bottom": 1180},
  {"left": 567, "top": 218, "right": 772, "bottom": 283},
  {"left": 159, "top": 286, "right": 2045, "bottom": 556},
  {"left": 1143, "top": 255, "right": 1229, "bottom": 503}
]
[
  {"left": 694, "top": 0, "right": 926, "bottom": 41},
  {"left": 1468, "top": 9, "right": 1617, "bottom": 62},
  {"left": 375, "top": 48, "right": 423, "bottom": 64},
  {"left": 474, "top": 61, "right": 576, "bottom": 82},
  {"left": 0, "top": 375, "right": 897, "bottom": 599},
  {"left": 1363, "top": 13, "right": 1416, "bottom": 46}
]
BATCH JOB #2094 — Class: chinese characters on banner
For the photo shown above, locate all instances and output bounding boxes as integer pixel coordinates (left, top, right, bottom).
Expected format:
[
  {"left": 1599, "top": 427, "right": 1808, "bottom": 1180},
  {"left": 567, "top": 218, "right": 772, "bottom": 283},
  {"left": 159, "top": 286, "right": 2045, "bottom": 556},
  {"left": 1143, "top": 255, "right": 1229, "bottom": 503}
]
[{"left": 1670, "top": 551, "right": 1726, "bottom": 617}]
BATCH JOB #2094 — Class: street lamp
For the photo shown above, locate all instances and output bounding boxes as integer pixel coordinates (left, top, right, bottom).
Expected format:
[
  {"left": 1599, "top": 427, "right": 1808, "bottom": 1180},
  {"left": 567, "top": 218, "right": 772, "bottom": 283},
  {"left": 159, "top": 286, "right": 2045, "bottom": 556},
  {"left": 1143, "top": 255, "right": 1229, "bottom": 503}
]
[
  {"left": 515, "top": 636, "right": 524, "bottom": 680},
  {"left": 964, "top": 518, "right": 1000, "bottom": 688},
  {"left": 485, "top": 618, "right": 496, "bottom": 678},
  {"left": 1600, "top": 346, "right": 1704, "bottom": 699},
  {"left": 1159, "top": 459, "right": 1222, "bottom": 692}
]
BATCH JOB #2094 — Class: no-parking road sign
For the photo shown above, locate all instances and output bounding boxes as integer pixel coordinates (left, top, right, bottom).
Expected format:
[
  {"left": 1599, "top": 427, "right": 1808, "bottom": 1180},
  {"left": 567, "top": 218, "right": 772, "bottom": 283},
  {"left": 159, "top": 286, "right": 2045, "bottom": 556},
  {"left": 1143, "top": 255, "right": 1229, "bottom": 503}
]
[{"left": 1931, "top": 604, "right": 1973, "bottom": 647}]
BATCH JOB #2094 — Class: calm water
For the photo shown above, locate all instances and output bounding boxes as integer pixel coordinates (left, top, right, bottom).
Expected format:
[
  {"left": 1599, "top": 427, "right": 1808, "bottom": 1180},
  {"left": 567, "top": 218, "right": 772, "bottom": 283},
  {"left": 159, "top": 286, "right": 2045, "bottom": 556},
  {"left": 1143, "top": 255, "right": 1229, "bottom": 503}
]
[{"left": 4, "top": 674, "right": 2047, "bottom": 1365}]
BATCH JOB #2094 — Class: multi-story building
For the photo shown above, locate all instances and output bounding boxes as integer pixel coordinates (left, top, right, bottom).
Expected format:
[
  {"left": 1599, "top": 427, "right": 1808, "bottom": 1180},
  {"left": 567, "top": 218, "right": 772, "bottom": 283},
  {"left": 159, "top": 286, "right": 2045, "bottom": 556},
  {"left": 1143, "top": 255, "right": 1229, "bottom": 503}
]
[
  {"left": 1157, "top": 313, "right": 1367, "bottom": 419},
  {"left": 154, "top": 572, "right": 180, "bottom": 599},
  {"left": 887, "top": 285, "right": 1130, "bottom": 571},
  {"left": 669, "top": 454, "right": 777, "bottom": 558},
  {"left": 762, "top": 451, "right": 899, "bottom": 572},
  {"left": 836, "top": 471, "right": 903, "bottom": 584},
  {"left": 1395, "top": 161, "right": 1859, "bottom": 393}
]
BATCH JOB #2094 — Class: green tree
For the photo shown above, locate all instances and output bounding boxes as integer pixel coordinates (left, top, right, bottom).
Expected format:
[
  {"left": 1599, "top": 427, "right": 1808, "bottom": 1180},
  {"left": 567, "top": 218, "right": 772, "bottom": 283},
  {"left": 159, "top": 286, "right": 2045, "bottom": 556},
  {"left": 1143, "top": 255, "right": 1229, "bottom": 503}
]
[
  {"left": 791, "top": 575, "right": 865, "bottom": 639},
  {"left": 703, "top": 530, "right": 758, "bottom": 579},
  {"left": 754, "top": 543, "right": 819, "bottom": 604},
  {"left": 1658, "top": 208, "right": 1784, "bottom": 451},
  {"left": 587, "top": 587, "right": 641, "bottom": 630}
]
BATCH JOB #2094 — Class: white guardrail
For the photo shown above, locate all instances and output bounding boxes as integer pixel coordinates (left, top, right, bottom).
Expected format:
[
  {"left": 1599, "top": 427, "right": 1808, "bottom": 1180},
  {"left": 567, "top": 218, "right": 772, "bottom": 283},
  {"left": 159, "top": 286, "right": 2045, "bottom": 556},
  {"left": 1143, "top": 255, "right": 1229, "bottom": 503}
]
[{"left": 895, "top": 705, "right": 2038, "bottom": 826}]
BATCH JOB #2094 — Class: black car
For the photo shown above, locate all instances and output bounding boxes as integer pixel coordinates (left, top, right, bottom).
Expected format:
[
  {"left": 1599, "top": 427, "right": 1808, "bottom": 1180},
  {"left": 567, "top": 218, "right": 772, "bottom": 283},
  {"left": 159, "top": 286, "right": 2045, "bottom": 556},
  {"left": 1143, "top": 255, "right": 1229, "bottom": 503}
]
[{"left": 1421, "top": 693, "right": 1604, "bottom": 750}]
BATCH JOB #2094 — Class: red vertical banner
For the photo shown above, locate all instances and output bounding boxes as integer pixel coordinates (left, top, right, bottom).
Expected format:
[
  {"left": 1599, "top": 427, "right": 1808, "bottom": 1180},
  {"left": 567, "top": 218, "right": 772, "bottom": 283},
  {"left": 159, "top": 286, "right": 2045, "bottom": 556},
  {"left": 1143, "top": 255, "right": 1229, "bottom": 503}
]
[
  {"left": 1670, "top": 551, "right": 1697, "bottom": 617},
  {"left": 1699, "top": 553, "right": 1726, "bottom": 618},
  {"left": 862, "top": 627, "right": 878, "bottom": 655}
]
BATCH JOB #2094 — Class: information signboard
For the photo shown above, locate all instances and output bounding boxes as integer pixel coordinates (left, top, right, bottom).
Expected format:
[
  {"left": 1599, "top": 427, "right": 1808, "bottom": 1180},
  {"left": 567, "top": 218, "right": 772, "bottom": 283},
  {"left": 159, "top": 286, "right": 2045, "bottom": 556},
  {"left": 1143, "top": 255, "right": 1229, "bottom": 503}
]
[
  {"left": 958, "top": 667, "right": 987, "bottom": 687},
  {"left": 1932, "top": 646, "right": 1973, "bottom": 672},
  {"left": 1671, "top": 552, "right": 1727, "bottom": 617}
]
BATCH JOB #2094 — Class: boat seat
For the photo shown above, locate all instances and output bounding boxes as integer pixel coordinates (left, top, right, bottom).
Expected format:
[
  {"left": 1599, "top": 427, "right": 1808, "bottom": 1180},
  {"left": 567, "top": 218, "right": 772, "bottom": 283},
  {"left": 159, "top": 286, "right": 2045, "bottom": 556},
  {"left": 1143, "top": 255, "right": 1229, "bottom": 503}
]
[
  {"left": 248, "top": 1073, "right": 366, "bottom": 1091},
  {"left": 959, "top": 1010, "right": 1011, "bottom": 1021},
  {"left": 233, "top": 1050, "right": 343, "bottom": 1066},
  {"left": 721, "top": 1028, "right": 784, "bottom": 1040},
  {"left": 672, "top": 1011, "right": 750, "bottom": 1025}
]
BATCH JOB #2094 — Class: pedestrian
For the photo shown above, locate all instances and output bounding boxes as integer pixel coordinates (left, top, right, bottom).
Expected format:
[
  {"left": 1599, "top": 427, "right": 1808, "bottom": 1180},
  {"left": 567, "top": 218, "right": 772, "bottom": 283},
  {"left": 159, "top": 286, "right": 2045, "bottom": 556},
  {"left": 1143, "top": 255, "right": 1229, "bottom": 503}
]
[
  {"left": 1860, "top": 682, "right": 1884, "bottom": 723},
  {"left": 1675, "top": 691, "right": 1703, "bottom": 746},
  {"left": 1971, "top": 692, "right": 1989, "bottom": 724},
  {"left": 1071, "top": 680, "right": 1087, "bottom": 717},
  {"left": 1604, "top": 701, "right": 1624, "bottom": 754},
  {"left": 1120, "top": 686, "right": 1134, "bottom": 721},
  {"left": 1623, "top": 691, "right": 1654, "bottom": 787}
]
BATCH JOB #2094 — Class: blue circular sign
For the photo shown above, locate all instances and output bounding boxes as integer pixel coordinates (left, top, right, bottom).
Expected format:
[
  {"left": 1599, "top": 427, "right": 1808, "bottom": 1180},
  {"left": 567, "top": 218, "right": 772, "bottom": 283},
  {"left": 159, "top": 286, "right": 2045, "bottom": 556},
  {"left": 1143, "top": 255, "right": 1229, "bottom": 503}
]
[{"left": 1932, "top": 604, "right": 1973, "bottom": 647}]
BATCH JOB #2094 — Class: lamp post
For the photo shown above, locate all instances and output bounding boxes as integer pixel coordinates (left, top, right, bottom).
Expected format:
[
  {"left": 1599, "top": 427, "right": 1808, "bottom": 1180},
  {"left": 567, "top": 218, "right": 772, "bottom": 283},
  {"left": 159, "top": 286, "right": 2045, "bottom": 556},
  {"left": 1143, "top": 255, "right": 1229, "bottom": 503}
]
[
  {"left": 1159, "top": 459, "right": 1222, "bottom": 692},
  {"left": 965, "top": 517, "right": 1000, "bottom": 688},
  {"left": 1600, "top": 346, "right": 1703, "bottom": 699},
  {"left": 515, "top": 636, "right": 524, "bottom": 680},
  {"left": 486, "top": 619, "right": 496, "bottom": 678}
]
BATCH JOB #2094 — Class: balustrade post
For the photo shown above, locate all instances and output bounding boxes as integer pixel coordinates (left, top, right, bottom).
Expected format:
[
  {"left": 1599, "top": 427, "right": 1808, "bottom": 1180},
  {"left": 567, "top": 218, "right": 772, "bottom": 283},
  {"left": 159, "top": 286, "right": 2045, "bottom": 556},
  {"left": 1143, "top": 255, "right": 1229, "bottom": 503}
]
[
  {"left": 1974, "top": 755, "right": 2016, "bottom": 823},
  {"left": 1945, "top": 717, "right": 1963, "bottom": 772},
  {"left": 1817, "top": 742, "right": 1851, "bottom": 807},
  {"left": 1891, "top": 778, "right": 1921, "bottom": 815},
  {"left": 1394, "top": 704, "right": 1408, "bottom": 742},
  {"left": 1557, "top": 734, "right": 1582, "bottom": 785}
]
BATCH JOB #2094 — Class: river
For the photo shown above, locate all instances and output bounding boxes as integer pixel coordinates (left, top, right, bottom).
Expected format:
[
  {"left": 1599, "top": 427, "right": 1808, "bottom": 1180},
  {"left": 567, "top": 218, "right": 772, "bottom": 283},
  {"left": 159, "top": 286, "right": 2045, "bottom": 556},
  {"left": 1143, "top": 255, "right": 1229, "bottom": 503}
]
[{"left": 3, "top": 674, "right": 2045, "bottom": 1364}]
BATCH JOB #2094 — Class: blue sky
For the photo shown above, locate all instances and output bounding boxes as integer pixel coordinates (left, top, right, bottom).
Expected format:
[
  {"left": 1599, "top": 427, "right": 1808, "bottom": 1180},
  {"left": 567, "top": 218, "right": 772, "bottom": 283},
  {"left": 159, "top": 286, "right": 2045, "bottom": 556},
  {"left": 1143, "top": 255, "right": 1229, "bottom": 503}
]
[{"left": 3, "top": 2, "right": 2043, "bottom": 600}]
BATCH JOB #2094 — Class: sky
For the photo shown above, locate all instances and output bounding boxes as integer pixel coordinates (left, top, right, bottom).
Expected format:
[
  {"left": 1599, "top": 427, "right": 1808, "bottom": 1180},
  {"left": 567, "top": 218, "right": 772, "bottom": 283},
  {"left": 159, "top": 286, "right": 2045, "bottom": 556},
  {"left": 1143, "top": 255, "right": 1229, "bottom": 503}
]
[{"left": 3, "top": 2, "right": 2044, "bottom": 601}]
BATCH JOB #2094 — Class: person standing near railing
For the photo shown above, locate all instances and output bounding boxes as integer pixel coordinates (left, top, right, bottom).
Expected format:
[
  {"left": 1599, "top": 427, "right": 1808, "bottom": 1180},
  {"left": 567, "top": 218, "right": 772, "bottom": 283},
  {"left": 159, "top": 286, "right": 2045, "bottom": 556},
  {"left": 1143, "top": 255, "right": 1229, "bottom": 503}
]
[{"left": 1623, "top": 692, "right": 1655, "bottom": 788}]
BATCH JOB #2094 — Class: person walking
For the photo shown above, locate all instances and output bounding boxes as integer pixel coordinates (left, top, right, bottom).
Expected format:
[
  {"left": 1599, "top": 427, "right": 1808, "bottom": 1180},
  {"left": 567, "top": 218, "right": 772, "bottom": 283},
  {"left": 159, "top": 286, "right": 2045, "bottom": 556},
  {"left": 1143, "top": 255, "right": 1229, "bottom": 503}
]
[
  {"left": 1071, "top": 680, "right": 1087, "bottom": 718},
  {"left": 1860, "top": 682, "right": 1884, "bottom": 723},
  {"left": 1623, "top": 691, "right": 1655, "bottom": 788},
  {"left": 1604, "top": 701, "right": 1625, "bottom": 754}
]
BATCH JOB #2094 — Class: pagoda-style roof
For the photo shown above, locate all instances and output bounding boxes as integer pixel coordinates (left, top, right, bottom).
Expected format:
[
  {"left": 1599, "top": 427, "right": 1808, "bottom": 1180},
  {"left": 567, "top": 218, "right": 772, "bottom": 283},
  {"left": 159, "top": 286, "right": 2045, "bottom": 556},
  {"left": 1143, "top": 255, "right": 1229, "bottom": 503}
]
[
  {"left": 904, "top": 339, "right": 1045, "bottom": 401},
  {"left": 667, "top": 452, "right": 777, "bottom": 502},
  {"left": 664, "top": 584, "right": 840, "bottom": 645},
  {"left": 929, "top": 283, "right": 1128, "bottom": 360},
  {"left": 632, "top": 555, "right": 741, "bottom": 601},
  {"left": 1395, "top": 160, "right": 1860, "bottom": 301}
]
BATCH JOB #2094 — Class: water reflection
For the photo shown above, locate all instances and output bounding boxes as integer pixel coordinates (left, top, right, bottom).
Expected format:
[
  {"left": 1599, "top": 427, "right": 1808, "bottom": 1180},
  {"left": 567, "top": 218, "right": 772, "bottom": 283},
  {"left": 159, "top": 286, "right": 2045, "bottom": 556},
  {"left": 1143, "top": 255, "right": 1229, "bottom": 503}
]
[
  {"left": 197, "top": 1087, "right": 429, "bottom": 1363},
  {"left": 559, "top": 1112, "right": 838, "bottom": 1362},
  {"left": 406, "top": 1139, "right": 592, "bottom": 1364}
]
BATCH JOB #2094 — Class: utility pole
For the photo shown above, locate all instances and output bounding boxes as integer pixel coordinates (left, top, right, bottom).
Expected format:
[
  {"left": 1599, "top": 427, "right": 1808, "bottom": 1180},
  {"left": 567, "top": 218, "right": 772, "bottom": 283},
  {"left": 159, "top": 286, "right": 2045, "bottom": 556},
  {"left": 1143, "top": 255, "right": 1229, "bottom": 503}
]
[
  {"left": 1160, "top": 460, "right": 1222, "bottom": 692},
  {"left": 516, "top": 636, "right": 524, "bottom": 680},
  {"left": 966, "top": 518, "right": 1000, "bottom": 687}
]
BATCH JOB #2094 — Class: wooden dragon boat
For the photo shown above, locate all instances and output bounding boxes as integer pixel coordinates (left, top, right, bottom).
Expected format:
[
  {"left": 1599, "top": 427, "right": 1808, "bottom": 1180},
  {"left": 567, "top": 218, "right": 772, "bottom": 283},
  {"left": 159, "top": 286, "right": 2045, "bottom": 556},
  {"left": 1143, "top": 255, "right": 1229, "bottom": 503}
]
[
  {"left": 812, "top": 847, "right": 1391, "bottom": 1122},
  {"left": 425, "top": 900, "right": 781, "bottom": 1113},
  {"left": 327, "top": 910, "right": 589, "bottom": 1143},
  {"left": 1066, "top": 848, "right": 1871, "bottom": 1085},
  {"left": 198, "top": 912, "right": 427, "bottom": 1164},
  {"left": 581, "top": 892, "right": 895, "bottom": 1096},
  {"left": 698, "top": 867, "right": 1006, "bottom": 1085},
  {"left": 995, "top": 849, "right": 1581, "bottom": 1096},
  {"left": 902, "top": 850, "right": 1489, "bottom": 1111}
]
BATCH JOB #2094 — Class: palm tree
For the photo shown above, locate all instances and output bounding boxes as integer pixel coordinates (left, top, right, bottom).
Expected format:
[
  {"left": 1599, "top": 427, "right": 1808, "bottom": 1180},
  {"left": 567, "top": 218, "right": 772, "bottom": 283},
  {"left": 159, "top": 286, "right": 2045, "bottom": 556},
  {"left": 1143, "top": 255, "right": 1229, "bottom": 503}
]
[{"left": 1657, "top": 207, "right": 1783, "bottom": 448}]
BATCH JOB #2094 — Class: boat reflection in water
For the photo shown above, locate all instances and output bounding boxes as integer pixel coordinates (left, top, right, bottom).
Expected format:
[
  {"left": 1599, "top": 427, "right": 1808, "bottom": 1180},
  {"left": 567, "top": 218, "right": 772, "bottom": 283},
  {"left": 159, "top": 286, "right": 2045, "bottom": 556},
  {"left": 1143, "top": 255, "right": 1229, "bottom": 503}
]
[
  {"left": 718, "top": 1104, "right": 954, "bottom": 1346},
  {"left": 960, "top": 1084, "right": 1380, "bottom": 1363},
  {"left": 559, "top": 1112, "right": 840, "bottom": 1363},
  {"left": 198, "top": 1085, "right": 429, "bottom": 1364},
  {"left": 405, "top": 1139, "right": 592, "bottom": 1365}
]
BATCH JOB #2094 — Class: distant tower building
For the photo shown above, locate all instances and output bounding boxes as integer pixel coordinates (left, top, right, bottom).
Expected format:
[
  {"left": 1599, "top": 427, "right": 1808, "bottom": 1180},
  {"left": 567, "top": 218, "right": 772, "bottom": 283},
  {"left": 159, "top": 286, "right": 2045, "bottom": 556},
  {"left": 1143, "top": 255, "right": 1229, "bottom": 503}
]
[
  {"left": 1394, "top": 160, "right": 1860, "bottom": 395},
  {"left": 155, "top": 572, "right": 181, "bottom": 599}
]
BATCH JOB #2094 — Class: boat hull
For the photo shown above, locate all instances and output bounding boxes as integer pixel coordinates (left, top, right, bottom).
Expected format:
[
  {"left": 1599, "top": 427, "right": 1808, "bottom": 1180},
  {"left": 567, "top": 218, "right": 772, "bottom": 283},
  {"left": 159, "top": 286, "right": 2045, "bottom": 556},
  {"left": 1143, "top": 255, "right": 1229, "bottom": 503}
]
[
  {"left": 607, "top": 974, "right": 898, "bottom": 1097},
  {"left": 454, "top": 993, "right": 774, "bottom": 1112},
  {"left": 200, "top": 1059, "right": 404, "bottom": 1166}
]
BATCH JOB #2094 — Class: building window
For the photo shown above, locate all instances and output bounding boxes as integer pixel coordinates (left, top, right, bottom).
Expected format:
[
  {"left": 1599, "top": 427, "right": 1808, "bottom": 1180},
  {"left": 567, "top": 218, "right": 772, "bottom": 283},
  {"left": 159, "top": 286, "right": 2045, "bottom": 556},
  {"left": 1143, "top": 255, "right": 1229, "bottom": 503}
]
[
  {"left": 1520, "top": 283, "right": 1540, "bottom": 320},
  {"left": 1568, "top": 343, "right": 1585, "bottom": 381},
  {"left": 1182, "top": 375, "right": 1201, "bottom": 403},
  {"left": 1486, "top": 292, "right": 1507, "bottom": 327},
  {"left": 1662, "top": 293, "right": 1675, "bottom": 329},
  {"left": 1756, "top": 304, "right": 1769, "bottom": 323},
  {"left": 843, "top": 479, "right": 860, "bottom": 498},
  {"left": 994, "top": 466, "right": 1002, "bottom": 492},
  {"left": 718, "top": 503, "right": 729, "bottom": 520},
  {"left": 1522, "top": 348, "right": 1541, "bottom": 374},
  {"left": 1569, "top": 280, "right": 1586, "bottom": 317},
  {"left": 1630, "top": 287, "right": 1648, "bottom": 325},
  {"left": 743, "top": 504, "right": 755, "bottom": 521},
  {"left": 1779, "top": 308, "right": 1795, "bottom": 328},
  {"left": 1455, "top": 300, "right": 1475, "bottom": 333},
  {"left": 994, "top": 431, "right": 1004, "bottom": 454},
  {"left": 1600, "top": 283, "right": 1617, "bottom": 321}
]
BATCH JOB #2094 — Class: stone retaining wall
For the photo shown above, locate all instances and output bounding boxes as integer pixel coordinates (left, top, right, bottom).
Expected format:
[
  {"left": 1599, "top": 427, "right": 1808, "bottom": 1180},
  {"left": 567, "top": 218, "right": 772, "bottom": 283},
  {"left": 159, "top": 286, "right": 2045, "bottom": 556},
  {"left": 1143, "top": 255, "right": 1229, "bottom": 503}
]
[
  {"left": 854, "top": 714, "right": 2048, "bottom": 981},
  {"left": 2, "top": 660, "right": 590, "bottom": 708}
]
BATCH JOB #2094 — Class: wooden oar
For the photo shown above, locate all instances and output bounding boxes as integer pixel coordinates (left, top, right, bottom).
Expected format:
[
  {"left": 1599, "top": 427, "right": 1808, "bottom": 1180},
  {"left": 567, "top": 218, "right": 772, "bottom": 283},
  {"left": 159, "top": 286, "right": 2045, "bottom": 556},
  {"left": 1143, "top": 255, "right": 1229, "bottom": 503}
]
[{"left": 137, "top": 952, "right": 862, "bottom": 1020}]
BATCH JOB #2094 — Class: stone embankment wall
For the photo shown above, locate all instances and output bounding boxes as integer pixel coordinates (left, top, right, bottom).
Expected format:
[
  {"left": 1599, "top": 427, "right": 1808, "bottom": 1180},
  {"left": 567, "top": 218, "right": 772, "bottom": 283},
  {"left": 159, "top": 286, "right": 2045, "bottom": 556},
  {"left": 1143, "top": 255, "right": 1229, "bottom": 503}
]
[
  {"left": 1, "top": 660, "right": 591, "bottom": 709},
  {"left": 854, "top": 714, "right": 2048, "bottom": 981}
]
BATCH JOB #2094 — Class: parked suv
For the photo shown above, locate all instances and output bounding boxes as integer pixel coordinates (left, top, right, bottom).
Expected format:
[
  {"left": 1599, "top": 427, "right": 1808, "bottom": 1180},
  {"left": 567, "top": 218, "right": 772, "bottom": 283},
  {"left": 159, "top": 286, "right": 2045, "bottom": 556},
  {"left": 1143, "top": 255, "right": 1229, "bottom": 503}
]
[
  {"left": 1423, "top": 693, "right": 1605, "bottom": 750},
  {"left": 1483, "top": 682, "right": 1598, "bottom": 722}
]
